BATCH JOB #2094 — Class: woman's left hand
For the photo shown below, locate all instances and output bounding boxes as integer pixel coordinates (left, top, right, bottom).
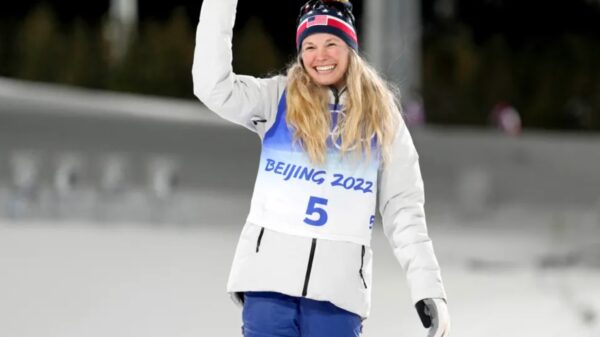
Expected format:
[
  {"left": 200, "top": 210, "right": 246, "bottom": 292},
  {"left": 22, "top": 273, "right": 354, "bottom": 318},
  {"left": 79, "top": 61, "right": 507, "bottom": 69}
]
[{"left": 415, "top": 298, "right": 450, "bottom": 337}]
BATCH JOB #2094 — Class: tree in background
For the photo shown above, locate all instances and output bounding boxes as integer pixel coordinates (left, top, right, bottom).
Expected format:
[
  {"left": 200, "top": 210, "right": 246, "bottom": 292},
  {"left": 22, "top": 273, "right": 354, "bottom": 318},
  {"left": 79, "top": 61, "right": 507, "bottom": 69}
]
[
  {"left": 232, "top": 16, "right": 284, "bottom": 78},
  {"left": 108, "top": 8, "right": 195, "bottom": 97},
  {"left": 15, "top": 4, "right": 65, "bottom": 82},
  {"left": 12, "top": 4, "right": 107, "bottom": 88},
  {"left": 421, "top": 0, "right": 600, "bottom": 131},
  {"left": 3, "top": 4, "right": 283, "bottom": 100}
]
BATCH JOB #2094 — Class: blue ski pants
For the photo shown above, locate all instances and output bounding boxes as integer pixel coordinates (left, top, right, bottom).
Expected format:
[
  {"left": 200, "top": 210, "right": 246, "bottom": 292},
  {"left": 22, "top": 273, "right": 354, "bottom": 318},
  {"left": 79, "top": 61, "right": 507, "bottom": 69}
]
[{"left": 242, "top": 292, "right": 362, "bottom": 337}]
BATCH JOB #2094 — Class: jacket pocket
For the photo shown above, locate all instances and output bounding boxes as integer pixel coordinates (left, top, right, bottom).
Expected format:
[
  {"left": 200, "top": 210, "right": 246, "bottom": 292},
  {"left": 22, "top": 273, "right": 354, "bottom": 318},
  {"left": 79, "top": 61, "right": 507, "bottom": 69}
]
[
  {"left": 359, "top": 245, "right": 368, "bottom": 289},
  {"left": 255, "top": 227, "right": 265, "bottom": 253}
]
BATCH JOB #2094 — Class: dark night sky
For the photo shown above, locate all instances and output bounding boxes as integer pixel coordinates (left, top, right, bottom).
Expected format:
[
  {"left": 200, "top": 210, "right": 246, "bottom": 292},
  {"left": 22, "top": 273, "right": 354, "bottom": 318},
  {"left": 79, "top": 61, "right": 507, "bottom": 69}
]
[
  {"left": 0, "top": 1, "right": 358, "bottom": 56},
  {"left": 0, "top": 1, "right": 307, "bottom": 24},
  {"left": 456, "top": 0, "right": 600, "bottom": 46}
]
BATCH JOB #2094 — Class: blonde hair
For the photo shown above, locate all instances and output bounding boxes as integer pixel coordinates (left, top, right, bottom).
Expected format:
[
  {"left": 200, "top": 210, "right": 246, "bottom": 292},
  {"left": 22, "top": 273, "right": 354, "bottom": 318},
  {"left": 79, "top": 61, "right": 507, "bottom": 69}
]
[{"left": 285, "top": 50, "right": 400, "bottom": 165}]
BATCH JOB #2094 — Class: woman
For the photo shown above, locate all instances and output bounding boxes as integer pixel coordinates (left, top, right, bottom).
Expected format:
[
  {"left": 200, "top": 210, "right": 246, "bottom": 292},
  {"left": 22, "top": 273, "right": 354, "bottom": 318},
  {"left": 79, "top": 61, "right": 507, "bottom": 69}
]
[{"left": 192, "top": 0, "right": 450, "bottom": 336}]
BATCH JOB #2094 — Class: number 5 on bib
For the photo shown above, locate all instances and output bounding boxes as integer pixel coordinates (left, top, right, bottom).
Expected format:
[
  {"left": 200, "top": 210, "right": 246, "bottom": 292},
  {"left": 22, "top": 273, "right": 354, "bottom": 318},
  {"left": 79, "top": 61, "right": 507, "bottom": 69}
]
[{"left": 303, "top": 196, "right": 328, "bottom": 226}]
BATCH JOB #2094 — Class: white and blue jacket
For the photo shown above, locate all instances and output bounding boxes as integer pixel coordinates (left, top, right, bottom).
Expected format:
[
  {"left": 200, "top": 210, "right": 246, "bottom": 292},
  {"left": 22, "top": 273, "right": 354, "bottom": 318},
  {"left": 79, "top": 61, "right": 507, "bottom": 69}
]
[{"left": 192, "top": 0, "right": 446, "bottom": 319}]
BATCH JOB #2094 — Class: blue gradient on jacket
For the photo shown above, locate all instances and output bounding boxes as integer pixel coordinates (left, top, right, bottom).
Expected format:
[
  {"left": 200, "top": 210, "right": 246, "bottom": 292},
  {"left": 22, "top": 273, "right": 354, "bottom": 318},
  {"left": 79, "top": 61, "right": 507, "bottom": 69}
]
[{"left": 263, "top": 92, "right": 295, "bottom": 151}]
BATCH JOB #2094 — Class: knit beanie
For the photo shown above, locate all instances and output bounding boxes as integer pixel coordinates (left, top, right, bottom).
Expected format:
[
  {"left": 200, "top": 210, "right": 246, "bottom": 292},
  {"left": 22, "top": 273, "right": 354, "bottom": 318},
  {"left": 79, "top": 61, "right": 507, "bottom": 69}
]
[{"left": 296, "top": 0, "right": 358, "bottom": 51}]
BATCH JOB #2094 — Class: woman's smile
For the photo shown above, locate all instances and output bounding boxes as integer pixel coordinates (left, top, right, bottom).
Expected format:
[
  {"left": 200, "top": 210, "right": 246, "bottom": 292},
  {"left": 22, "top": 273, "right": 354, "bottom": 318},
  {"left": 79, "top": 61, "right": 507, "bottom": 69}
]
[{"left": 315, "top": 65, "right": 336, "bottom": 73}]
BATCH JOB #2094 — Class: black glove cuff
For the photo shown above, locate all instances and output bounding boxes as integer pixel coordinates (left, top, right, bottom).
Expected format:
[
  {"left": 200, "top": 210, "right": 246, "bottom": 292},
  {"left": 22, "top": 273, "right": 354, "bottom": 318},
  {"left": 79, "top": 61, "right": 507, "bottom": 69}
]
[{"left": 415, "top": 300, "right": 432, "bottom": 328}]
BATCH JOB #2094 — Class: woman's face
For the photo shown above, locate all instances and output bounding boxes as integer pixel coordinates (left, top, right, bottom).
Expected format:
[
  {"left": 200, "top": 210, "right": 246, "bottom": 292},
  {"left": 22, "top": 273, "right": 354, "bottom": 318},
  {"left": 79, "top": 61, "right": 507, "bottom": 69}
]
[{"left": 300, "top": 33, "right": 350, "bottom": 89}]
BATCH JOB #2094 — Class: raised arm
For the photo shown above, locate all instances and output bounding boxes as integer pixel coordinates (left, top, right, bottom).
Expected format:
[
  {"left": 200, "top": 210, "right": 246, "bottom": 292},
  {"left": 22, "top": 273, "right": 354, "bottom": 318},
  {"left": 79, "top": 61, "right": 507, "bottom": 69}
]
[
  {"left": 192, "top": 0, "right": 284, "bottom": 133},
  {"left": 377, "top": 120, "right": 447, "bottom": 305}
]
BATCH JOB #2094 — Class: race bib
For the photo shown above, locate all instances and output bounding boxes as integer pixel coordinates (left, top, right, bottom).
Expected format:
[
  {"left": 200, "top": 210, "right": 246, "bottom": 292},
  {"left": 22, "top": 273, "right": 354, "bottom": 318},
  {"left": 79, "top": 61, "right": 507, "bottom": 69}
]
[{"left": 246, "top": 91, "right": 380, "bottom": 245}]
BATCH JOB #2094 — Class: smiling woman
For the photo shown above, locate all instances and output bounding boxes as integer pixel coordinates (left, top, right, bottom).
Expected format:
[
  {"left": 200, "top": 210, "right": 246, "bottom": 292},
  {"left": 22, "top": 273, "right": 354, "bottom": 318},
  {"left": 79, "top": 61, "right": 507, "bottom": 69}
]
[{"left": 192, "top": 0, "right": 450, "bottom": 336}]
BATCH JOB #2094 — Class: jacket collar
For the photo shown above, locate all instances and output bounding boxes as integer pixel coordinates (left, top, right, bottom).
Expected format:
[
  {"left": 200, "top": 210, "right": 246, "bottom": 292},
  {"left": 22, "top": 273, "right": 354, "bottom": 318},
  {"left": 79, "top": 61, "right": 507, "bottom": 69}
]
[{"left": 328, "top": 86, "right": 348, "bottom": 106}]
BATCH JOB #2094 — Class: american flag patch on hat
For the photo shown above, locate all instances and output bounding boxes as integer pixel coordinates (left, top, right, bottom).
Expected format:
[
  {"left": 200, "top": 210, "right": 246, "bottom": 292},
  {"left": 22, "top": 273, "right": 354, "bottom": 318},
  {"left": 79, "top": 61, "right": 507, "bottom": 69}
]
[{"left": 307, "top": 15, "right": 329, "bottom": 27}]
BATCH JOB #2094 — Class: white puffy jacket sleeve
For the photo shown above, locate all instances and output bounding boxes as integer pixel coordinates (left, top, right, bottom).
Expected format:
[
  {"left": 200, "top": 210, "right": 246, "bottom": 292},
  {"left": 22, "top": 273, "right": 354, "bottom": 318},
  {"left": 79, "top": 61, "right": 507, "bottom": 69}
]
[
  {"left": 192, "top": 0, "right": 285, "bottom": 135},
  {"left": 378, "top": 119, "right": 447, "bottom": 304}
]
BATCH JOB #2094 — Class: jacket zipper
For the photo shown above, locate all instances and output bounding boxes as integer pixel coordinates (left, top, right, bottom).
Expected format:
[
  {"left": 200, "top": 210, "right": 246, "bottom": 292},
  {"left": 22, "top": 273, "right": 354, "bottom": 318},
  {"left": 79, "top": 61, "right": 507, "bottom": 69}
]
[
  {"left": 333, "top": 88, "right": 340, "bottom": 109},
  {"left": 302, "top": 238, "right": 317, "bottom": 297},
  {"left": 255, "top": 227, "right": 265, "bottom": 253},
  {"left": 331, "top": 86, "right": 344, "bottom": 111},
  {"left": 359, "top": 245, "right": 368, "bottom": 289}
]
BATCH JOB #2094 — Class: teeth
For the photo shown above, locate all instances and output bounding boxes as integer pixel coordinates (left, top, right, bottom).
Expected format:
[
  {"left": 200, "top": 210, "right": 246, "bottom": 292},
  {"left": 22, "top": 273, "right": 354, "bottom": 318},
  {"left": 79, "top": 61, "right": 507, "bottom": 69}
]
[{"left": 316, "top": 65, "right": 335, "bottom": 72}]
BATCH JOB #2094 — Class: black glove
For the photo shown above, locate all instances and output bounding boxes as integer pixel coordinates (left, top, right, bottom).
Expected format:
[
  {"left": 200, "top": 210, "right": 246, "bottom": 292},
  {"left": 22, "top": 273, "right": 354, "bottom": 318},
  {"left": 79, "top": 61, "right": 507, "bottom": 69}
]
[{"left": 415, "top": 298, "right": 450, "bottom": 337}]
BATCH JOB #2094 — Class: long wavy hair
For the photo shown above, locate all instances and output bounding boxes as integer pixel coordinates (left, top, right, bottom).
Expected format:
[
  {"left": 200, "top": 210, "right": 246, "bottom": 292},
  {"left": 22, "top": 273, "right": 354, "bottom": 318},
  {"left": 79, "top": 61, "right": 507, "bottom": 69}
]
[{"left": 285, "top": 49, "right": 400, "bottom": 166}]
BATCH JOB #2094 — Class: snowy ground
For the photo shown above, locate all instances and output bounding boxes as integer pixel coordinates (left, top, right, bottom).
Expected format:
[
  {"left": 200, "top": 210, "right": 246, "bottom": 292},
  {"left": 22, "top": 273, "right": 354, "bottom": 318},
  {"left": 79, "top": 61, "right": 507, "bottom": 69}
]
[{"left": 1, "top": 206, "right": 599, "bottom": 337}]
